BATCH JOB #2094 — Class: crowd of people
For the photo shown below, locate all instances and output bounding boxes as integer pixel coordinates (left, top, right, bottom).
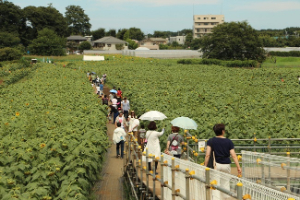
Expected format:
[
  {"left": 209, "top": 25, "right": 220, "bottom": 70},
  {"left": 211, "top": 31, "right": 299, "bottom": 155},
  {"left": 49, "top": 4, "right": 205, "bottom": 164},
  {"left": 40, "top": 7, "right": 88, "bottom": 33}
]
[{"left": 86, "top": 72, "right": 241, "bottom": 178}]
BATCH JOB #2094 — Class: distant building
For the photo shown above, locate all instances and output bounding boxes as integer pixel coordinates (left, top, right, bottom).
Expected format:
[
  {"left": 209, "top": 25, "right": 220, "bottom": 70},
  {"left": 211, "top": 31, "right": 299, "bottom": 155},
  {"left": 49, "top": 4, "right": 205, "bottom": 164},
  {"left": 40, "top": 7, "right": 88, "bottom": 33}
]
[
  {"left": 139, "top": 38, "right": 168, "bottom": 50},
  {"left": 169, "top": 36, "right": 186, "bottom": 45},
  {"left": 93, "top": 36, "right": 128, "bottom": 51},
  {"left": 66, "top": 35, "right": 88, "bottom": 44},
  {"left": 193, "top": 15, "right": 224, "bottom": 38}
]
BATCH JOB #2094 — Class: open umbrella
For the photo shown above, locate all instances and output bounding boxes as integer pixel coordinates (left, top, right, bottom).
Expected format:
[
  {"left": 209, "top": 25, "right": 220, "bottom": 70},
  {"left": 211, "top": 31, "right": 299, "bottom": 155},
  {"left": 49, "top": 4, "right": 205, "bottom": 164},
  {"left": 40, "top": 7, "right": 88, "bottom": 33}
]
[
  {"left": 171, "top": 117, "right": 198, "bottom": 130},
  {"left": 91, "top": 72, "right": 96, "bottom": 74},
  {"left": 139, "top": 110, "right": 167, "bottom": 121},
  {"left": 110, "top": 89, "right": 117, "bottom": 93}
]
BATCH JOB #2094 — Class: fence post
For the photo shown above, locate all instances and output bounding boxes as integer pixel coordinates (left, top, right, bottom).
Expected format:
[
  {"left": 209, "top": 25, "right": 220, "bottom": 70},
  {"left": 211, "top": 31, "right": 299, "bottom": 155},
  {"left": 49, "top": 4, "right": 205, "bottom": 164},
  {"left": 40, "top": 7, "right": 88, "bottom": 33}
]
[
  {"left": 268, "top": 136, "right": 271, "bottom": 185},
  {"left": 172, "top": 157, "right": 176, "bottom": 200},
  {"left": 135, "top": 142, "right": 140, "bottom": 191},
  {"left": 205, "top": 168, "right": 211, "bottom": 200},
  {"left": 124, "top": 142, "right": 127, "bottom": 174},
  {"left": 236, "top": 182, "right": 243, "bottom": 200},
  {"left": 153, "top": 155, "right": 156, "bottom": 200},
  {"left": 146, "top": 148, "right": 149, "bottom": 197},
  {"left": 287, "top": 152, "right": 291, "bottom": 191},
  {"left": 185, "top": 168, "right": 190, "bottom": 200},
  {"left": 160, "top": 155, "right": 164, "bottom": 200}
]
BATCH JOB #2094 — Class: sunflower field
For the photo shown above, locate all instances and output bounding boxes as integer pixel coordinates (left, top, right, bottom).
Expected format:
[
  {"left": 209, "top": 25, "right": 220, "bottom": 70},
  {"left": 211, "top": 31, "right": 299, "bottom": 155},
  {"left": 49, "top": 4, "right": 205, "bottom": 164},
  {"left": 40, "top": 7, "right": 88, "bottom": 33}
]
[
  {"left": 0, "top": 63, "right": 109, "bottom": 199},
  {"left": 68, "top": 55, "right": 300, "bottom": 149}
]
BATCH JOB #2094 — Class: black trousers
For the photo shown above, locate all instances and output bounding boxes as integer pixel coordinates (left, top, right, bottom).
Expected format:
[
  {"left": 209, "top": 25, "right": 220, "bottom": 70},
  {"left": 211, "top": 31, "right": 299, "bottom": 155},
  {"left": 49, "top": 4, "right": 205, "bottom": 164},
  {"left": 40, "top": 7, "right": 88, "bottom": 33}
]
[{"left": 116, "top": 140, "right": 124, "bottom": 158}]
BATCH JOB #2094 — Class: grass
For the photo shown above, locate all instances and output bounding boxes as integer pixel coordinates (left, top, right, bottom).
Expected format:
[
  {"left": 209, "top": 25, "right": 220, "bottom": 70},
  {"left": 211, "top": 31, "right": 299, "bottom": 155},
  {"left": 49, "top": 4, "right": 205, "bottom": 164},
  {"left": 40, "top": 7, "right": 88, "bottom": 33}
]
[{"left": 262, "top": 57, "right": 300, "bottom": 68}]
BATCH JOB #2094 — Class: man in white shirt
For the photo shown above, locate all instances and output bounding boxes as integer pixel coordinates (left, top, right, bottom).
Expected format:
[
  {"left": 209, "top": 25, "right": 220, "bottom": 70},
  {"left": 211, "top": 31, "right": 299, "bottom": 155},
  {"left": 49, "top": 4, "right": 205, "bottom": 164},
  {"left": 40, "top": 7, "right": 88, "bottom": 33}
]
[
  {"left": 115, "top": 111, "right": 126, "bottom": 129},
  {"left": 121, "top": 97, "right": 130, "bottom": 119}
]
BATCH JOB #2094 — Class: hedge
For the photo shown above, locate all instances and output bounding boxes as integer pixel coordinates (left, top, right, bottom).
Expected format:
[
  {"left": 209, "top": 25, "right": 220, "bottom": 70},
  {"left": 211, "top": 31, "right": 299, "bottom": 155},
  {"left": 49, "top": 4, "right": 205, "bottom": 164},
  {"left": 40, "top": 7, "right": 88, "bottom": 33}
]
[
  {"left": 0, "top": 47, "right": 22, "bottom": 61},
  {"left": 268, "top": 51, "right": 300, "bottom": 57},
  {"left": 177, "top": 59, "right": 258, "bottom": 68}
]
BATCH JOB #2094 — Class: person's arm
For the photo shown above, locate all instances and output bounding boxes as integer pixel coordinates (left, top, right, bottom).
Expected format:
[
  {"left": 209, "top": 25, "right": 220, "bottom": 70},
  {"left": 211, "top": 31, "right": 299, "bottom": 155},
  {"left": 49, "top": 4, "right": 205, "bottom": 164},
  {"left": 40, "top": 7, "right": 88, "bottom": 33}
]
[
  {"left": 166, "top": 141, "right": 171, "bottom": 151},
  {"left": 115, "top": 117, "right": 118, "bottom": 127},
  {"left": 157, "top": 128, "right": 165, "bottom": 137},
  {"left": 230, "top": 149, "right": 242, "bottom": 175},
  {"left": 204, "top": 145, "right": 212, "bottom": 167}
]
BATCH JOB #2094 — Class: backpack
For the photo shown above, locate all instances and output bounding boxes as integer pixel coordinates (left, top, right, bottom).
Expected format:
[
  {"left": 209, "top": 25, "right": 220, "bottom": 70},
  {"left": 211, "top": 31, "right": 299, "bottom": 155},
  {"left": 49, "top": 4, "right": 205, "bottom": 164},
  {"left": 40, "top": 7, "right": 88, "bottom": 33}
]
[
  {"left": 170, "top": 135, "right": 179, "bottom": 151},
  {"left": 103, "top": 98, "right": 108, "bottom": 105}
]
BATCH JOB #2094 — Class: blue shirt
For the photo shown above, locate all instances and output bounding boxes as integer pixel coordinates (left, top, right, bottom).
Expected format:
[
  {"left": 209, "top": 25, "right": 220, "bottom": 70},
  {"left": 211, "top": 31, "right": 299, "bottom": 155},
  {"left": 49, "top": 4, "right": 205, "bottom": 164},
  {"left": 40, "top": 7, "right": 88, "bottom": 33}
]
[
  {"left": 207, "top": 137, "right": 234, "bottom": 164},
  {"left": 100, "top": 84, "right": 103, "bottom": 91}
]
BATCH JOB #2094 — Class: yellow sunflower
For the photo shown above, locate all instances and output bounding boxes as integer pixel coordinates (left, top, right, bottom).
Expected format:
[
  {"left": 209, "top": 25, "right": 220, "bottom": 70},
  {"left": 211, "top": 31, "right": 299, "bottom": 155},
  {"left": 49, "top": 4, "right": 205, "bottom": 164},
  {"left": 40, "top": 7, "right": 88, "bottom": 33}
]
[
  {"left": 40, "top": 143, "right": 46, "bottom": 148},
  {"left": 16, "top": 112, "right": 20, "bottom": 116}
]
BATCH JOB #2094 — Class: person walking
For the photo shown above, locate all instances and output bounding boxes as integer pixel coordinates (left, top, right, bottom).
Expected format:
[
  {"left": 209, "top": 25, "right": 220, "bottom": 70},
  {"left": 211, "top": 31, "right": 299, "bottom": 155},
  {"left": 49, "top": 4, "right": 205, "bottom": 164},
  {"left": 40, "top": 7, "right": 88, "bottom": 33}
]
[
  {"left": 117, "top": 88, "right": 122, "bottom": 98},
  {"left": 166, "top": 126, "right": 184, "bottom": 158},
  {"left": 113, "top": 122, "right": 126, "bottom": 158},
  {"left": 115, "top": 110, "right": 126, "bottom": 129},
  {"left": 129, "top": 116, "right": 140, "bottom": 140},
  {"left": 109, "top": 105, "right": 119, "bottom": 124},
  {"left": 116, "top": 94, "right": 122, "bottom": 110},
  {"left": 298, "top": 76, "right": 300, "bottom": 84},
  {"left": 102, "top": 95, "right": 109, "bottom": 105},
  {"left": 139, "top": 124, "right": 146, "bottom": 151},
  {"left": 99, "top": 81, "right": 104, "bottom": 96},
  {"left": 204, "top": 123, "right": 241, "bottom": 199},
  {"left": 145, "top": 121, "right": 164, "bottom": 173},
  {"left": 121, "top": 97, "right": 130, "bottom": 119}
]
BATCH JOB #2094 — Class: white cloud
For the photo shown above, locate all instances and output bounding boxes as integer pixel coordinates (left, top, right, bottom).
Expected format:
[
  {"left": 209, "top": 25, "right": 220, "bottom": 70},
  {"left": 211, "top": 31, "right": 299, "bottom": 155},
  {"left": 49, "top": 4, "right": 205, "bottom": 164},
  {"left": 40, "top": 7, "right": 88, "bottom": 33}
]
[
  {"left": 234, "top": 1, "right": 300, "bottom": 12},
  {"left": 95, "top": 0, "right": 220, "bottom": 6}
]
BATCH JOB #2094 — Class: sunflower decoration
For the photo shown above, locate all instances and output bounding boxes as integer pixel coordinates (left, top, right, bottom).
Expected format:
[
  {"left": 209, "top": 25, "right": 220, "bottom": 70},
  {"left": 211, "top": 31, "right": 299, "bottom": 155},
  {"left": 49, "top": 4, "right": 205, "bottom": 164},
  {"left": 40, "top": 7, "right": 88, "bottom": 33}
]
[
  {"left": 16, "top": 112, "right": 20, "bottom": 116},
  {"left": 40, "top": 143, "right": 46, "bottom": 148}
]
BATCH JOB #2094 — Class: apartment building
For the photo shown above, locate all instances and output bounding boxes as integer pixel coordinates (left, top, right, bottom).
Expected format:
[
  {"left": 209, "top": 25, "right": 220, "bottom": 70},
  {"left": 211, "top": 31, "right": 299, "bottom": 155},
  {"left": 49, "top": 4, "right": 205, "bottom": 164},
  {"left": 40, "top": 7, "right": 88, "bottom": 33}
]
[{"left": 193, "top": 15, "right": 224, "bottom": 38}]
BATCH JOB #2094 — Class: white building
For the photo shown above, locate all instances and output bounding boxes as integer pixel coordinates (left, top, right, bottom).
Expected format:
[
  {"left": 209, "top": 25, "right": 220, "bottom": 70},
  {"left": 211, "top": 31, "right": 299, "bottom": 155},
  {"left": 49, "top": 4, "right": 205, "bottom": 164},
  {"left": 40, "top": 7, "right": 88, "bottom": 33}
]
[{"left": 169, "top": 36, "right": 186, "bottom": 45}]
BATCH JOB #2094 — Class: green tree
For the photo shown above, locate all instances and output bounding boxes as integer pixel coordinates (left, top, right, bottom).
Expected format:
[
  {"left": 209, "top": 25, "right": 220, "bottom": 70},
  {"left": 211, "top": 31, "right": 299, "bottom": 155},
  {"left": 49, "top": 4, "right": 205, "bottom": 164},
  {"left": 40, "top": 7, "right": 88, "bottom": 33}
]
[
  {"left": 185, "top": 33, "right": 193, "bottom": 47},
  {"left": 190, "top": 38, "right": 202, "bottom": 50},
  {"left": 0, "top": 47, "right": 22, "bottom": 61},
  {"left": 116, "top": 29, "right": 128, "bottom": 40},
  {"left": 0, "top": 1, "right": 24, "bottom": 34},
  {"left": 153, "top": 31, "right": 167, "bottom": 38},
  {"left": 65, "top": 5, "right": 91, "bottom": 35},
  {"left": 116, "top": 44, "right": 124, "bottom": 50},
  {"left": 125, "top": 27, "right": 144, "bottom": 41},
  {"left": 23, "top": 5, "right": 68, "bottom": 39},
  {"left": 0, "top": 32, "right": 20, "bottom": 48},
  {"left": 106, "top": 29, "right": 116, "bottom": 37},
  {"left": 78, "top": 41, "right": 92, "bottom": 52},
  {"left": 28, "top": 28, "right": 66, "bottom": 56},
  {"left": 91, "top": 28, "right": 105, "bottom": 40},
  {"left": 171, "top": 41, "right": 179, "bottom": 47},
  {"left": 200, "top": 21, "right": 265, "bottom": 62},
  {"left": 126, "top": 39, "right": 138, "bottom": 49}
]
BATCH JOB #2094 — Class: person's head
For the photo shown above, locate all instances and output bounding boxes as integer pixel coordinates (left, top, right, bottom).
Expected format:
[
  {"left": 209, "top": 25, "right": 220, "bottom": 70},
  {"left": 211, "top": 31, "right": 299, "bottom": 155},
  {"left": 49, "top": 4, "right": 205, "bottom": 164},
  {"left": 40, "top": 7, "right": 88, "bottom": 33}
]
[
  {"left": 118, "top": 110, "right": 123, "bottom": 116},
  {"left": 213, "top": 124, "right": 225, "bottom": 136},
  {"left": 124, "top": 97, "right": 127, "bottom": 101},
  {"left": 117, "top": 122, "right": 121, "bottom": 127},
  {"left": 104, "top": 95, "right": 107, "bottom": 98},
  {"left": 171, "top": 126, "right": 180, "bottom": 133},
  {"left": 130, "top": 111, "right": 135, "bottom": 118},
  {"left": 148, "top": 121, "right": 157, "bottom": 130},
  {"left": 118, "top": 88, "right": 121, "bottom": 90},
  {"left": 141, "top": 124, "right": 145, "bottom": 129}
]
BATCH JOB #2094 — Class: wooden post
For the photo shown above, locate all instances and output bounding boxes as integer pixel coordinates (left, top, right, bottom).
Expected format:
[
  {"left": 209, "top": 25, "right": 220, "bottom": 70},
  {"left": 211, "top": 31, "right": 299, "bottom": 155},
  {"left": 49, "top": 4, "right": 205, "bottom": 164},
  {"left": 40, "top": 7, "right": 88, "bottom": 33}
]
[
  {"left": 205, "top": 168, "right": 211, "bottom": 200},
  {"left": 172, "top": 158, "right": 176, "bottom": 200},
  {"left": 268, "top": 137, "right": 271, "bottom": 185},
  {"left": 135, "top": 142, "right": 140, "bottom": 189},
  {"left": 236, "top": 182, "right": 243, "bottom": 200},
  {"left": 287, "top": 152, "right": 291, "bottom": 191},
  {"left": 160, "top": 155, "right": 164, "bottom": 200},
  {"left": 153, "top": 155, "right": 156, "bottom": 200},
  {"left": 146, "top": 148, "right": 149, "bottom": 196},
  {"left": 185, "top": 168, "right": 190, "bottom": 200}
]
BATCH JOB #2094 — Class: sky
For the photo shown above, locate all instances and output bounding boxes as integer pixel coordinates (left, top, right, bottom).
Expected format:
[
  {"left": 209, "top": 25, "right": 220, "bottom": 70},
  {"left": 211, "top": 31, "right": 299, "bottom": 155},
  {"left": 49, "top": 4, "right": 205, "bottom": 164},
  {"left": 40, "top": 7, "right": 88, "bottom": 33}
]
[{"left": 11, "top": 0, "right": 300, "bottom": 34}]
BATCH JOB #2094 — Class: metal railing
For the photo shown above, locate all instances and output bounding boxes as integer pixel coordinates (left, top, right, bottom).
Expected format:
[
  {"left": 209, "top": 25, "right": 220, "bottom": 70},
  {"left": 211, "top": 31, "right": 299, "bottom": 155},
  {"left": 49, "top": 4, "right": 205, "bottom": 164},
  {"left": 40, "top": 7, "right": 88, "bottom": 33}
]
[{"left": 123, "top": 133, "right": 300, "bottom": 200}]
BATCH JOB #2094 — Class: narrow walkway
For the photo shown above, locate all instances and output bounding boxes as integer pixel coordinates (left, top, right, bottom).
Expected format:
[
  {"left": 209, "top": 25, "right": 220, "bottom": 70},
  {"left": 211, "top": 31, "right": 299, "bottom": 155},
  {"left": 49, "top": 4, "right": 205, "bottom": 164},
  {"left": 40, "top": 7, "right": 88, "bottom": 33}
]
[{"left": 92, "top": 87, "right": 124, "bottom": 200}]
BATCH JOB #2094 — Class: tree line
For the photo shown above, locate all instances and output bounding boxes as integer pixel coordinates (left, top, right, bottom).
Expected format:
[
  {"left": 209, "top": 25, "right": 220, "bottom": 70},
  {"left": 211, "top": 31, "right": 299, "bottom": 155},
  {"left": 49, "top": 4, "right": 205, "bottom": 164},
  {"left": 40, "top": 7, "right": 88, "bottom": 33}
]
[{"left": 0, "top": 0, "right": 299, "bottom": 60}]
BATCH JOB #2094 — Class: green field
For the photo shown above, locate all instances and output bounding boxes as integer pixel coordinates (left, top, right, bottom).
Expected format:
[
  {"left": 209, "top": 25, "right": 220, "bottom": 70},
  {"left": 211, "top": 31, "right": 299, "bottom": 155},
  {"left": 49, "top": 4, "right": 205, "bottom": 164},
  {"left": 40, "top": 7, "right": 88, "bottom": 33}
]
[
  {"left": 1, "top": 55, "right": 300, "bottom": 198},
  {"left": 0, "top": 63, "right": 109, "bottom": 199},
  {"left": 62, "top": 56, "right": 300, "bottom": 148}
]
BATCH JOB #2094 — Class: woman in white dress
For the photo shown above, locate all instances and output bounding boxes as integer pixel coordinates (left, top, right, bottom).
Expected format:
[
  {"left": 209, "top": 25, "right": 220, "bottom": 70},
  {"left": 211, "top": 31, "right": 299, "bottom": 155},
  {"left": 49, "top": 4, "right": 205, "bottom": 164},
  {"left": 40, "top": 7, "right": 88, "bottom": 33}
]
[
  {"left": 145, "top": 121, "right": 164, "bottom": 173},
  {"left": 128, "top": 111, "right": 136, "bottom": 131}
]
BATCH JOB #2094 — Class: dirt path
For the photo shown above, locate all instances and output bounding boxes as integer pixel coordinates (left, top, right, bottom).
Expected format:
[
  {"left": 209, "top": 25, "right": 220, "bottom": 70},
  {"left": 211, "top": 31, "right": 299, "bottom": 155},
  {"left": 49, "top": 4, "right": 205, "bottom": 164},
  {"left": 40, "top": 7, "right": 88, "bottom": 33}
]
[{"left": 92, "top": 86, "right": 124, "bottom": 200}]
